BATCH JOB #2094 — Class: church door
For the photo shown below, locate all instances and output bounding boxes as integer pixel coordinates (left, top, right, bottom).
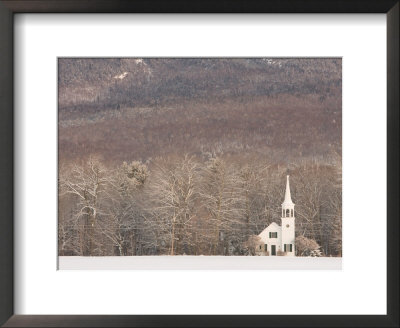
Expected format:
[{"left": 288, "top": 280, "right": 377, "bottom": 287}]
[{"left": 271, "top": 245, "right": 276, "bottom": 256}]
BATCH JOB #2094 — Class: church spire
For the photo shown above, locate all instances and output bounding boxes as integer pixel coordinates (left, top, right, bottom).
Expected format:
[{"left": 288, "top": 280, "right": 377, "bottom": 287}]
[{"left": 282, "top": 175, "right": 294, "bottom": 206}]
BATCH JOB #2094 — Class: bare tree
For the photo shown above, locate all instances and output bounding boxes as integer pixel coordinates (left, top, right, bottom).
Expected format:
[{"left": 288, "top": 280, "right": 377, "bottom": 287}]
[
  {"left": 242, "top": 235, "right": 263, "bottom": 256},
  {"left": 99, "top": 161, "right": 150, "bottom": 255},
  {"left": 296, "top": 235, "right": 322, "bottom": 257},
  {"left": 59, "top": 157, "right": 109, "bottom": 255},
  {"left": 199, "top": 157, "right": 246, "bottom": 255},
  {"left": 147, "top": 155, "right": 199, "bottom": 255}
]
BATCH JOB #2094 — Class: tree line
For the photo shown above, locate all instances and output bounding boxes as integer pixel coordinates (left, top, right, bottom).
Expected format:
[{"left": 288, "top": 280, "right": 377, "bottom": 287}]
[{"left": 58, "top": 154, "right": 341, "bottom": 257}]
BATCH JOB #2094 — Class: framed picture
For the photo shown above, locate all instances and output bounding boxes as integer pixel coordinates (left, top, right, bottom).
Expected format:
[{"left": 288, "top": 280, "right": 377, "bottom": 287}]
[
  {"left": 0, "top": 0, "right": 398, "bottom": 327},
  {"left": 56, "top": 56, "right": 343, "bottom": 270}
]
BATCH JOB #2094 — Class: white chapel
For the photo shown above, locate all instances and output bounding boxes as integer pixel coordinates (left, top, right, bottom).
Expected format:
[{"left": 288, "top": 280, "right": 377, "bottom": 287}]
[{"left": 257, "top": 175, "right": 296, "bottom": 256}]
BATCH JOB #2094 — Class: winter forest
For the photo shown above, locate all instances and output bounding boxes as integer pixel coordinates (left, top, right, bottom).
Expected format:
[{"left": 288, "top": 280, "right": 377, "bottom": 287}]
[{"left": 58, "top": 58, "right": 342, "bottom": 257}]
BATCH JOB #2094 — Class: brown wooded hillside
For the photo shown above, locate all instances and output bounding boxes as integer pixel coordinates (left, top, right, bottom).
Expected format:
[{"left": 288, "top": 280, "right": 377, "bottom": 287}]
[{"left": 58, "top": 58, "right": 341, "bottom": 164}]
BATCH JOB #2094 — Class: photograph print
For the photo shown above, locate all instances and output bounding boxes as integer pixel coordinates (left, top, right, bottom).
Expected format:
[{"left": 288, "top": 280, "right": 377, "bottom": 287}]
[{"left": 58, "top": 58, "right": 342, "bottom": 266}]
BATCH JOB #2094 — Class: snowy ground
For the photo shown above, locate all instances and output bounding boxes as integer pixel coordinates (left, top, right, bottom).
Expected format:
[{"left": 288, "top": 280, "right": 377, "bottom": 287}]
[{"left": 59, "top": 256, "right": 341, "bottom": 270}]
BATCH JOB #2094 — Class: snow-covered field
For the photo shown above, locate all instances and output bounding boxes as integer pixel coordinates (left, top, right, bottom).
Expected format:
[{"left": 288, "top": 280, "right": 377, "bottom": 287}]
[{"left": 59, "top": 256, "right": 341, "bottom": 270}]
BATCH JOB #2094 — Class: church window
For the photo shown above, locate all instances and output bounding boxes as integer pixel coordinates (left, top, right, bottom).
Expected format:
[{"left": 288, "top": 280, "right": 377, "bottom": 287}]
[
  {"left": 264, "top": 244, "right": 268, "bottom": 251},
  {"left": 269, "top": 232, "right": 277, "bottom": 238},
  {"left": 286, "top": 209, "right": 290, "bottom": 217},
  {"left": 291, "top": 209, "right": 294, "bottom": 217},
  {"left": 284, "top": 244, "right": 293, "bottom": 252}
]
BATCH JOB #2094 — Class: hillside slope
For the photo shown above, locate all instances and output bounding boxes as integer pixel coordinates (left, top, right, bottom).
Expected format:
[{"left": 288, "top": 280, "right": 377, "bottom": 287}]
[{"left": 58, "top": 58, "right": 341, "bottom": 164}]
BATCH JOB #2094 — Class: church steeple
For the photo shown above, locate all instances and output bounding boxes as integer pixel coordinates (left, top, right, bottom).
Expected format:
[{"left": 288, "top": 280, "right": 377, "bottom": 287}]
[
  {"left": 281, "top": 175, "right": 294, "bottom": 218},
  {"left": 280, "top": 175, "right": 296, "bottom": 256},
  {"left": 282, "top": 175, "right": 294, "bottom": 206}
]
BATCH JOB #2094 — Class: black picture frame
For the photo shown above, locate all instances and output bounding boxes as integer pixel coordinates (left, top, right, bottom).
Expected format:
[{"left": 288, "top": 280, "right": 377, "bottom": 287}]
[{"left": 0, "top": 1, "right": 398, "bottom": 327}]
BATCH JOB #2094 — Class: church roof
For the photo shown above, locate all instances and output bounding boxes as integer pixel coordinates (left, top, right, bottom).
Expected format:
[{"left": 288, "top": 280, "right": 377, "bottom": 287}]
[
  {"left": 268, "top": 222, "right": 280, "bottom": 228},
  {"left": 282, "top": 175, "right": 294, "bottom": 206},
  {"left": 258, "top": 221, "right": 281, "bottom": 235}
]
